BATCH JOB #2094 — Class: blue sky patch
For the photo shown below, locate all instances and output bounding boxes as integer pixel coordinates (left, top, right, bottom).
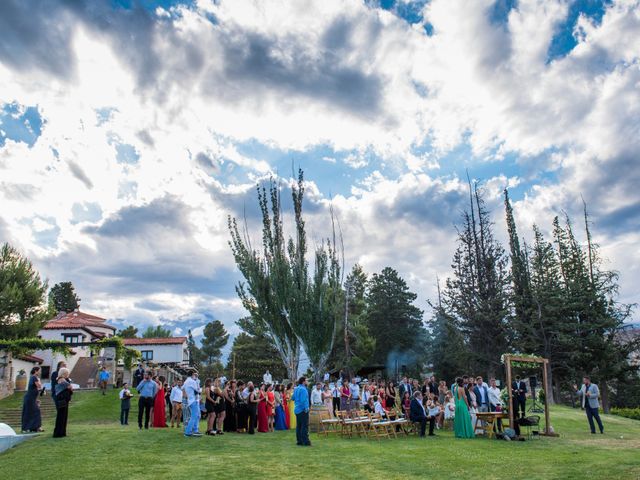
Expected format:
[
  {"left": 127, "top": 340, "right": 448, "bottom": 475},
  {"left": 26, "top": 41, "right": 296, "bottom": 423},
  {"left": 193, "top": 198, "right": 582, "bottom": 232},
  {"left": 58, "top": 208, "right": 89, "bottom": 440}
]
[{"left": 0, "top": 102, "right": 44, "bottom": 148}]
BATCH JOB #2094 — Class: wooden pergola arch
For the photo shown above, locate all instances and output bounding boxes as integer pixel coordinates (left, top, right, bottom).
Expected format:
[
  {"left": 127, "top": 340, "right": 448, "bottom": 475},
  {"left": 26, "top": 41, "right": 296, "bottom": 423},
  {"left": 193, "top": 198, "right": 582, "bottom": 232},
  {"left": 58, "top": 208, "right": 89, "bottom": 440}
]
[{"left": 504, "top": 354, "right": 555, "bottom": 436}]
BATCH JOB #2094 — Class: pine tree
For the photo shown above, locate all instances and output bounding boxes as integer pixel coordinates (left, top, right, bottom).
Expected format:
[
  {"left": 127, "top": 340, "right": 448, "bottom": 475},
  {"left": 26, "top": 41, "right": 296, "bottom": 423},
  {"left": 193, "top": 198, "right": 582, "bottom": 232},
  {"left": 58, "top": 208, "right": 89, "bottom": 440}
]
[
  {"left": 504, "top": 189, "right": 535, "bottom": 349},
  {"left": 427, "top": 280, "right": 468, "bottom": 380},
  {"left": 201, "top": 320, "right": 230, "bottom": 365},
  {"left": 443, "top": 180, "right": 510, "bottom": 377},
  {"left": 330, "top": 264, "right": 375, "bottom": 375},
  {"left": 48, "top": 281, "right": 80, "bottom": 313},
  {"left": 365, "top": 267, "right": 425, "bottom": 369},
  {"left": 0, "top": 243, "right": 52, "bottom": 339},
  {"left": 187, "top": 329, "right": 204, "bottom": 369},
  {"left": 141, "top": 325, "right": 172, "bottom": 338},
  {"left": 225, "top": 332, "right": 288, "bottom": 383},
  {"left": 117, "top": 325, "right": 138, "bottom": 338}
]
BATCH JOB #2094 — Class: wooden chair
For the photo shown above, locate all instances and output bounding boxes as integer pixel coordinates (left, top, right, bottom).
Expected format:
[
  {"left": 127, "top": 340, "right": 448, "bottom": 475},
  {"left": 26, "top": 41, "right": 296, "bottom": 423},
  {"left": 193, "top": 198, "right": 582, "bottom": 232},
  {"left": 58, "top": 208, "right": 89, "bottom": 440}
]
[
  {"left": 368, "top": 412, "right": 393, "bottom": 440},
  {"left": 319, "top": 410, "right": 341, "bottom": 437}
]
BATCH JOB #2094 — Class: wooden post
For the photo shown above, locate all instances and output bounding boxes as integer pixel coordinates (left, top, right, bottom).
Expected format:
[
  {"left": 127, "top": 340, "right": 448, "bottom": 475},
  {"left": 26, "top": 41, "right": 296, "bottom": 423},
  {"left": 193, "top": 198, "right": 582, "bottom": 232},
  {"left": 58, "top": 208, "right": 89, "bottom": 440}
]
[
  {"left": 542, "top": 359, "right": 551, "bottom": 435},
  {"left": 506, "top": 356, "right": 513, "bottom": 429}
]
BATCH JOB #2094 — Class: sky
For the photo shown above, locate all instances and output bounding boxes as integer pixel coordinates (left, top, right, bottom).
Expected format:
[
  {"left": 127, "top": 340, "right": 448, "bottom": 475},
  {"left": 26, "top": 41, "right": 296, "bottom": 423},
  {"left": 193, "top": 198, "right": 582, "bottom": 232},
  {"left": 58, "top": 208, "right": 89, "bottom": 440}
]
[{"left": 1, "top": 0, "right": 639, "bottom": 357}]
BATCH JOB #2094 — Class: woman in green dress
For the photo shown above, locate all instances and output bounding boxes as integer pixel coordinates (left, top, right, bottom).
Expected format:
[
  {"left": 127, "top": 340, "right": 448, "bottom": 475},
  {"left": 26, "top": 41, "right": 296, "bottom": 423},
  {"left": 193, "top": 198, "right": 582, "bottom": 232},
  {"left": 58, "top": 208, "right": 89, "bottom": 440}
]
[{"left": 453, "top": 377, "right": 475, "bottom": 438}]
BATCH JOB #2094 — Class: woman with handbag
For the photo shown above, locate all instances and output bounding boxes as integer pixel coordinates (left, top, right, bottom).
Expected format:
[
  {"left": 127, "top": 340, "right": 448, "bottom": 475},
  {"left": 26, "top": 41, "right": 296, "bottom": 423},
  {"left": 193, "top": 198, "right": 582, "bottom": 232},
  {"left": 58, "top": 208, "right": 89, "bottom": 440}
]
[{"left": 53, "top": 368, "right": 73, "bottom": 437}]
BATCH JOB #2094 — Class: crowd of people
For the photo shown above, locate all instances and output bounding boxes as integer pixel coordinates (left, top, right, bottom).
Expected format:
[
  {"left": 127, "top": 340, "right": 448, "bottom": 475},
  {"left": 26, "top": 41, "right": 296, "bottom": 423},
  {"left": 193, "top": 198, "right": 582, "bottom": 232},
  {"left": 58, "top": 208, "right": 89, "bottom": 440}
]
[{"left": 20, "top": 363, "right": 605, "bottom": 442}]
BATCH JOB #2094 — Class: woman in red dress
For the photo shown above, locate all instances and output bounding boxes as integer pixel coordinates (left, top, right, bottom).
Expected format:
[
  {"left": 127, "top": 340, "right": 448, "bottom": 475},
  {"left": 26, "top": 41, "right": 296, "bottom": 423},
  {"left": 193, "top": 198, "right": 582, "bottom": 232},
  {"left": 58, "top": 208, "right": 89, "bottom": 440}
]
[
  {"left": 257, "top": 384, "right": 268, "bottom": 433},
  {"left": 152, "top": 375, "right": 167, "bottom": 428},
  {"left": 266, "top": 384, "right": 275, "bottom": 432}
]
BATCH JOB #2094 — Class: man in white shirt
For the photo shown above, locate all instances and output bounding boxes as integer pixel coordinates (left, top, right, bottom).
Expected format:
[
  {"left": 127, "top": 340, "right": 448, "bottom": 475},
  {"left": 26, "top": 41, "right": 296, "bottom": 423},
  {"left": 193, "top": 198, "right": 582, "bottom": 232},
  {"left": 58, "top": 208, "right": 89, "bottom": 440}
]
[
  {"left": 310, "top": 383, "right": 323, "bottom": 406},
  {"left": 242, "top": 381, "right": 253, "bottom": 400},
  {"left": 169, "top": 380, "right": 184, "bottom": 428},
  {"left": 323, "top": 372, "right": 330, "bottom": 382},
  {"left": 183, "top": 371, "right": 202, "bottom": 437},
  {"left": 373, "top": 396, "right": 386, "bottom": 418},
  {"left": 331, "top": 382, "right": 340, "bottom": 416},
  {"left": 263, "top": 370, "right": 273, "bottom": 385},
  {"left": 350, "top": 378, "right": 361, "bottom": 410},
  {"left": 487, "top": 378, "right": 503, "bottom": 432}
]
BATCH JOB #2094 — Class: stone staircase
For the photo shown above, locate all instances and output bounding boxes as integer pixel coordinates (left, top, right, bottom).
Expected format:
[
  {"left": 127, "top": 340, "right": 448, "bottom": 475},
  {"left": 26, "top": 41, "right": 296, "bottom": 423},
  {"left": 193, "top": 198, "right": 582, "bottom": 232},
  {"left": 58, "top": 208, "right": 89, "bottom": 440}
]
[{"left": 0, "top": 396, "right": 57, "bottom": 430}]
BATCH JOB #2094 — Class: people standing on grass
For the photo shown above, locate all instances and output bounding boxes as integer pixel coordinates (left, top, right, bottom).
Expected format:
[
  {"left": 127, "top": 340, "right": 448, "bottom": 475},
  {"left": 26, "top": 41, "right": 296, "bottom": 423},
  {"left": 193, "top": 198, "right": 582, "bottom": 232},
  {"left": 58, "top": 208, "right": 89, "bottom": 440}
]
[
  {"left": 512, "top": 375, "right": 527, "bottom": 419},
  {"left": 340, "top": 380, "right": 351, "bottom": 413},
  {"left": 204, "top": 378, "right": 216, "bottom": 435},
  {"left": 574, "top": 376, "right": 605, "bottom": 435},
  {"left": 136, "top": 372, "right": 157, "bottom": 430},
  {"left": 235, "top": 381, "right": 247, "bottom": 432},
  {"left": 170, "top": 379, "right": 183, "bottom": 428},
  {"left": 287, "top": 382, "right": 296, "bottom": 429},
  {"left": 224, "top": 380, "right": 237, "bottom": 432},
  {"left": 183, "top": 371, "right": 202, "bottom": 437},
  {"left": 274, "top": 384, "right": 287, "bottom": 430},
  {"left": 98, "top": 366, "right": 110, "bottom": 395},
  {"left": 247, "top": 383, "right": 258, "bottom": 434},
  {"left": 21, "top": 366, "right": 43, "bottom": 433},
  {"left": 164, "top": 382, "right": 172, "bottom": 420},
  {"left": 257, "top": 384, "right": 269, "bottom": 433},
  {"left": 213, "top": 379, "right": 226, "bottom": 435},
  {"left": 322, "top": 384, "right": 333, "bottom": 417},
  {"left": 119, "top": 382, "right": 133, "bottom": 425},
  {"left": 453, "top": 377, "right": 474, "bottom": 439},
  {"left": 292, "top": 376, "right": 311, "bottom": 446},
  {"left": 50, "top": 361, "right": 67, "bottom": 401},
  {"left": 266, "top": 383, "right": 275, "bottom": 432},
  {"left": 53, "top": 367, "right": 73, "bottom": 438},
  {"left": 133, "top": 364, "right": 144, "bottom": 387},
  {"left": 153, "top": 375, "right": 167, "bottom": 428}
]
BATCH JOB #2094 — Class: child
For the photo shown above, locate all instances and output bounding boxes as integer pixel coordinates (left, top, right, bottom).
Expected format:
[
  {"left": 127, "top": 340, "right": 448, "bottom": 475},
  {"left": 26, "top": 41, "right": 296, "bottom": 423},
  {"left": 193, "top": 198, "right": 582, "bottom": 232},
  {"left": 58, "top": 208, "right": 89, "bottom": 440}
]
[{"left": 119, "top": 382, "right": 133, "bottom": 425}]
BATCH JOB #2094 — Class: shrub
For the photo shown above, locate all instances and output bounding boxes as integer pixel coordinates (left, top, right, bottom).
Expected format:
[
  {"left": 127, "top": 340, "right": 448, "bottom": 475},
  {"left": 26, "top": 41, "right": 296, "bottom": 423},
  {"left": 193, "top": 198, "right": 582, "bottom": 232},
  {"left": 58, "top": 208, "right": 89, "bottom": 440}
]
[{"left": 610, "top": 407, "right": 640, "bottom": 421}]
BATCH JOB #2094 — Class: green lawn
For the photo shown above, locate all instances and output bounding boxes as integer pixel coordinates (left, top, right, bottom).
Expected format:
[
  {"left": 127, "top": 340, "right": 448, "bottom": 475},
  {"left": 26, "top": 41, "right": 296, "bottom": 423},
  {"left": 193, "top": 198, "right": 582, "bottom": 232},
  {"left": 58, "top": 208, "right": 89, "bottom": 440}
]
[{"left": 1, "top": 390, "right": 639, "bottom": 479}]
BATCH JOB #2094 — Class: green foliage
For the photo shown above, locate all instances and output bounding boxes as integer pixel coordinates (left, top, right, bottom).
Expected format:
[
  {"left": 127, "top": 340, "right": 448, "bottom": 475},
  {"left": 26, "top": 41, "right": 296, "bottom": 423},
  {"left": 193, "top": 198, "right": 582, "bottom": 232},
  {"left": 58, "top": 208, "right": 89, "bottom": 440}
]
[
  {"left": 228, "top": 170, "right": 342, "bottom": 380},
  {"left": 610, "top": 407, "right": 640, "bottom": 421},
  {"left": 0, "top": 243, "right": 52, "bottom": 339},
  {"left": 141, "top": 325, "right": 172, "bottom": 338},
  {"left": 201, "top": 320, "right": 229, "bottom": 365},
  {"left": 0, "top": 336, "right": 139, "bottom": 369},
  {"left": 442, "top": 181, "right": 510, "bottom": 377},
  {"left": 365, "top": 266, "right": 425, "bottom": 367},
  {"left": 48, "top": 281, "right": 80, "bottom": 313},
  {"left": 226, "top": 329, "right": 288, "bottom": 383},
  {"left": 187, "top": 329, "right": 204, "bottom": 369},
  {"left": 427, "top": 294, "right": 468, "bottom": 380},
  {"left": 330, "top": 264, "right": 375, "bottom": 375},
  {"left": 116, "top": 325, "right": 138, "bottom": 338}
]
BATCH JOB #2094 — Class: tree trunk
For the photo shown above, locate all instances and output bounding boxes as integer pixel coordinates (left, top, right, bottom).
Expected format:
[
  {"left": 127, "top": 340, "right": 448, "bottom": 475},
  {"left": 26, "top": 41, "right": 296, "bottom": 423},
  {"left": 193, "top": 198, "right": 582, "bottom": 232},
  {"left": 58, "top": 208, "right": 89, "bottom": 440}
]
[{"left": 600, "top": 380, "right": 609, "bottom": 413}]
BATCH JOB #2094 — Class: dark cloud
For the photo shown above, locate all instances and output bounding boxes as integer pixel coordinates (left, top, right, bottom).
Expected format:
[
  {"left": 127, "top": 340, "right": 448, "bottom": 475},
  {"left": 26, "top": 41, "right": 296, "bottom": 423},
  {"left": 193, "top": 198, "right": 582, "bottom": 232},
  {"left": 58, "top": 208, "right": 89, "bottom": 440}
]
[
  {"left": 0, "top": 0, "right": 77, "bottom": 79},
  {"left": 211, "top": 30, "right": 383, "bottom": 116},
  {"left": 136, "top": 129, "right": 154, "bottom": 146},
  {"left": 84, "top": 195, "right": 192, "bottom": 237},
  {"left": 67, "top": 160, "right": 93, "bottom": 189}
]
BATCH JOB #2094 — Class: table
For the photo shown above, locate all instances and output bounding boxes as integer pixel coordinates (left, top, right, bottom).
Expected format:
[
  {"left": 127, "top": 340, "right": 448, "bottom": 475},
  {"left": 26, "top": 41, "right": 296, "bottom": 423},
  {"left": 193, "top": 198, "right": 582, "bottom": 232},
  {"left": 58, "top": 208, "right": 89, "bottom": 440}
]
[{"left": 474, "top": 412, "right": 510, "bottom": 439}]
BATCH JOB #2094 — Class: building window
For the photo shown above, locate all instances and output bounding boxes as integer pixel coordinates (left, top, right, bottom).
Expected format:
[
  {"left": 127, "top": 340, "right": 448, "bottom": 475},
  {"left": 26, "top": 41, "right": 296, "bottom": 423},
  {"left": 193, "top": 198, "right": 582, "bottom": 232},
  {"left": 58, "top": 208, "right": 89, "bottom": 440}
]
[
  {"left": 63, "top": 334, "right": 81, "bottom": 344},
  {"left": 141, "top": 350, "right": 153, "bottom": 361}
]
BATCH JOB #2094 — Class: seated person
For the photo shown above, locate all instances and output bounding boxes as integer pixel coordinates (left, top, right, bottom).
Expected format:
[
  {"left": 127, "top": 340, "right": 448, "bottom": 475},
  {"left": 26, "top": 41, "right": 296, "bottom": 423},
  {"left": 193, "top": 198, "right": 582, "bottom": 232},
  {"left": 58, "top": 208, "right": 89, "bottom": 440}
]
[
  {"left": 373, "top": 395, "right": 387, "bottom": 418},
  {"left": 410, "top": 391, "right": 435, "bottom": 437},
  {"left": 427, "top": 399, "right": 444, "bottom": 429},
  {"left": 364, "top": 396, "right": 375, "bottom": 413}
]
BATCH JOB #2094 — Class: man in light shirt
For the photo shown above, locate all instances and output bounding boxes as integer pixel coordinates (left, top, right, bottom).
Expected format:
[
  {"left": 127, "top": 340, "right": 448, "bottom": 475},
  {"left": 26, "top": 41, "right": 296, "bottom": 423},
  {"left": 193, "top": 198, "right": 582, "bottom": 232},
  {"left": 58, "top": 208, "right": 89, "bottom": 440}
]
[
  {"left": 263, "top": 370, "right": 273, "bottom": 385},
  {"left": 487, "top": 377, "right": 503, "bottom": 432},
  {"left": 373, "top": 395, "right": 386, "bottom": 418},
  {"left": 310, "top": 383, "right": 323, "bottom": 406},
  {"left": 183, "top": 371, "right": 202, "bottom": 437},
  {"left": 574, "top": 376, "right": 604, "bottom": 434},
  {"left": 136, "top": 372, "right": 157, "bottom": 430},
  {"left": 169, "top": 379, "right": 184, "bottom": 428},
  {"left": 350, "top": 378, "right": 360, "bottom": 410}
]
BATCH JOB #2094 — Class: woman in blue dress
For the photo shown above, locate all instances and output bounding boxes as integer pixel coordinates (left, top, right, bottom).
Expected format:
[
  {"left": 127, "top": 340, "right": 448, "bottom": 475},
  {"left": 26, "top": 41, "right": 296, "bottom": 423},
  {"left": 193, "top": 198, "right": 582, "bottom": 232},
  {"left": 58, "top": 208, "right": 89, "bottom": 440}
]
[
  {"left": 21, "top": 366, "right": 44, "bottom": 433},
  {"left": 274, "top": 385, "right": 287, "bottom": 430}
]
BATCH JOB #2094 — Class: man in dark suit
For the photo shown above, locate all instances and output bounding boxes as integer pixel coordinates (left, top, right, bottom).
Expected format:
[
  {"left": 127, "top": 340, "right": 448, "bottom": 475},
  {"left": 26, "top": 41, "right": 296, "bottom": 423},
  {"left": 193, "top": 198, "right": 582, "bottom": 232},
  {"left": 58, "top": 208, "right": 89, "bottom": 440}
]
[
  {"left": 428, "top": 376, "right": 438, "bottom": 396},
  {"left": 410, "top": 391, "right": 435, "bottom": 437},
  {"left": 512, "top": 376, "right": 527, "bottom": 418},
  {"left": 399, "top": 377, "right": 412, "bottom": 399}
]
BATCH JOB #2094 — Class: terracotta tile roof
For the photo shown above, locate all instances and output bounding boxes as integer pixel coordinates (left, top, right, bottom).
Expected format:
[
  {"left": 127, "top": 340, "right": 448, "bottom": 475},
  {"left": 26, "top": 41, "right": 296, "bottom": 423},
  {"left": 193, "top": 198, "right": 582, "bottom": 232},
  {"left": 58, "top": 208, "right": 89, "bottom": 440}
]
[
  {"left": 123, "top": 337, "right": 187, "bottom": 346},
  {"left": 43, "top": 311, "right": 116, "bottom": 331},
  {"left": 18, "top": 354, "right": 44, "bottom": 363}
]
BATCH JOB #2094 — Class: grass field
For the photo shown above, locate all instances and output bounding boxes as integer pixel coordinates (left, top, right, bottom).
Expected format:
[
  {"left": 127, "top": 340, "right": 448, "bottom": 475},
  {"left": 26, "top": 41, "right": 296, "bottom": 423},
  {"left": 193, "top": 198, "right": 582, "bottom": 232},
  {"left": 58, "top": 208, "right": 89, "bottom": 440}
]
[{"left": 1, "top": 390, "right": 639, "bottom": 480}]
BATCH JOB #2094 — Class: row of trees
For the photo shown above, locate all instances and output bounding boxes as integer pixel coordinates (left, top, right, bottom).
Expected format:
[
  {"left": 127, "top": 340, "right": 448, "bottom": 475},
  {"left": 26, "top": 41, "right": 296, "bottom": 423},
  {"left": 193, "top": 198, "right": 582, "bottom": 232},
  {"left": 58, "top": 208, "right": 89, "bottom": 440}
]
[
  {"left": 227, "top": 170, "right": 428, "bottom": 381},
  {"left": 428, "top": 179, "right": 638, "bottom": 410}
]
